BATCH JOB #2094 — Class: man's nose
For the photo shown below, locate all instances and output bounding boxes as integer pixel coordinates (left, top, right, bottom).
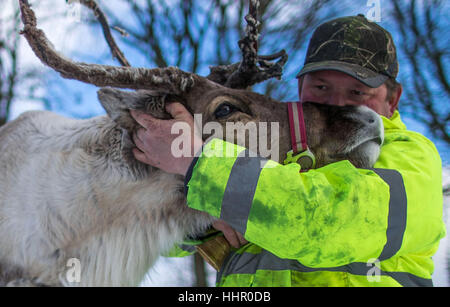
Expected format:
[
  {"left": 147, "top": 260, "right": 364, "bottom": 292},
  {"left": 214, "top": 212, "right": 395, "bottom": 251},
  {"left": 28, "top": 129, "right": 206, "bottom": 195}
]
[{"left": 327, "top": 93, "right": 348, "bottom": 106}]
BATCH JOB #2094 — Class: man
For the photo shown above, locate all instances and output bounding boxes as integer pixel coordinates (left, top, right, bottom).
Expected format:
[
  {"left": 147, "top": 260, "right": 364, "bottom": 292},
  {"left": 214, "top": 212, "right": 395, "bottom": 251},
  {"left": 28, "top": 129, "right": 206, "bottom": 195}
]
[{"left": 131, "top": 15, "right": 445, "bottom": 286}]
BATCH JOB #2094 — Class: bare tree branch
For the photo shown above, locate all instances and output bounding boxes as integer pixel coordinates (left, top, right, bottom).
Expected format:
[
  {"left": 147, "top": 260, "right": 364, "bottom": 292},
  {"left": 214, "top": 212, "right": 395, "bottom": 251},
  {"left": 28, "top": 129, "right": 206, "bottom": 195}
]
[
  {"left": 390, "top": 0, "right": 449, "bottom": 144},
  {"left": 77, "top": 0, "right": 131, "bottom": 67},
  {"left": 0, "top": 1, "right": 21, "bottom": 126},
  {"left": 444, "top": 185, "right": 450, "bottom": 197}
]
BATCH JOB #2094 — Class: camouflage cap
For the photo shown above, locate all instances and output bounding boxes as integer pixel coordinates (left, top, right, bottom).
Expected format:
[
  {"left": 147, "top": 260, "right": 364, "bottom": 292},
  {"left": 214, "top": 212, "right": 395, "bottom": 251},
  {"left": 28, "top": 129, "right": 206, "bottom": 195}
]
[{"left": 297, "top": 14, "right": 398, "bottom": 88}]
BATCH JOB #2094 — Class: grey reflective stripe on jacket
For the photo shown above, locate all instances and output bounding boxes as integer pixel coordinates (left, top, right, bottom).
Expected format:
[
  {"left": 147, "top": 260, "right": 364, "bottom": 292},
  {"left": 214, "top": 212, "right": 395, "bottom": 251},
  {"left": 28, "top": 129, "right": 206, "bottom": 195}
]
[
  {"left": 179, "top": 244, "right": 196, "bottom": 253},
  {"left": 220, "top": 149, "right": 268, "bottom": 235},
  {"left": 369, "top": 168, "right": 407, "bottom": 261},
  {"left": 217, "top": 249, "right": 433, "bottom": 287},
  {"left": 216, "top": 168, "right": 431, "bottom": 286}
]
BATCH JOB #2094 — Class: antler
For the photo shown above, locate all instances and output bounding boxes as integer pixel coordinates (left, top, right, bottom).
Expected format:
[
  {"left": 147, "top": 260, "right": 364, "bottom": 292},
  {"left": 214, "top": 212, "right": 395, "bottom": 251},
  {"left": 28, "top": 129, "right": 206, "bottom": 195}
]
[
  {"left": 208, "top": 0, "right": 288, "bottom": 89},
  {"left": 18, "top": 0, "right": 195, "bottom": 95}
]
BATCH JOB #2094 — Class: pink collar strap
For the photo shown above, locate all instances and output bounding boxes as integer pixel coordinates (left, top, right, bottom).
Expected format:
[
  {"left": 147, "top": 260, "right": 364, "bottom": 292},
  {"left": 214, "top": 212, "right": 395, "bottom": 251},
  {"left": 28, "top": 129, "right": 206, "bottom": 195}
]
[{"left": 284, "top": 101, "right": 316, "bottom": 171}]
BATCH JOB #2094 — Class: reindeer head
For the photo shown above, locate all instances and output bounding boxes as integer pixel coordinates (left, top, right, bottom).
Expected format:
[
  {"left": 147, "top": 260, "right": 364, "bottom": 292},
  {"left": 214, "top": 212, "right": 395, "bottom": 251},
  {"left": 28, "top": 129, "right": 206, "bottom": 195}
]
[
  {"left": 96, "top": 83, "right": 383, "bottom": 169},
  {"left": 19, "top": 0, "right": 383, "bottom": 171}
]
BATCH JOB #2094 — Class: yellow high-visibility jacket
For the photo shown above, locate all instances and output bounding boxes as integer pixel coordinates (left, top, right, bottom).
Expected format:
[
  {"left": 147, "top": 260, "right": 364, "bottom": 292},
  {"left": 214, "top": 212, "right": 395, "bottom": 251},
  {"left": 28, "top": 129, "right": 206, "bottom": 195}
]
[{"left": 184, "top": 111, "right": 446, "bottom": 286}]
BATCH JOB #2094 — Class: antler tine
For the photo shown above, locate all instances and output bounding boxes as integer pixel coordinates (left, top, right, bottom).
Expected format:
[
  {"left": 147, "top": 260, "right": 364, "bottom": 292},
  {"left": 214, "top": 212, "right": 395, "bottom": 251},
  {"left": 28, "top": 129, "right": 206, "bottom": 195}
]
[
  {"left": 224, "top": 0, "right": 259, "bottom": 89},
  {"left": 18, "top": 0, "right": 195, "bottom": 94},
  {"left": 222, "top": 0, "right": 288, "bottom": 89},
  {"left": 240, "top": 0, "right": 260, "bottom": 71}
]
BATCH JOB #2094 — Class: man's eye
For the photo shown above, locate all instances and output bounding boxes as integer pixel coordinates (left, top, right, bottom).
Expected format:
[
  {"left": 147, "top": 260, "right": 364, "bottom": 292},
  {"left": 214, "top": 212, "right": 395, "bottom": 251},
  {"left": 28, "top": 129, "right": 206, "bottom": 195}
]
[
  {"left": 214, "top": 103, "right": 239, "bottom": 118},
  {"left": 315, "top": 85, "right": 327, "bottom": 90},
  {"left": 351, "top": 90, "right": 365, "bottom": 96}
]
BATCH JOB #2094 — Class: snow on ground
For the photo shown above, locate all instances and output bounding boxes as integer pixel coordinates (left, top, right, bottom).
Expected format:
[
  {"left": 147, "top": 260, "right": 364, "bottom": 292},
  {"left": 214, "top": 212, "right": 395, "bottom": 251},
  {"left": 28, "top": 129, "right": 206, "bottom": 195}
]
[{"left": 433, "top": 166, "right": 450, "bottom": 287}]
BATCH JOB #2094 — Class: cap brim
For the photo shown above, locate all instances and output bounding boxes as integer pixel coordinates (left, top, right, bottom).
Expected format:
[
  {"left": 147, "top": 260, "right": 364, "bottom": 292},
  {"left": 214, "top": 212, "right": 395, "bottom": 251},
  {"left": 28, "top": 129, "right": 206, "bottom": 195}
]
[{"left": 296, "top": 61, "right": 389, "bottom": 88}]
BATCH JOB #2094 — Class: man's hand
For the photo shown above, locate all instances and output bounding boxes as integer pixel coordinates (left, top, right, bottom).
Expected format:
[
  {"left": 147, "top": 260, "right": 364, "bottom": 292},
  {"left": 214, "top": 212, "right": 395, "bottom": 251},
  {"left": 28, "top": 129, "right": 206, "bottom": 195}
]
[
  {"left": 130, "top": 103, "right": 203, "bottom": 176},
  {"left": 213, "top": 220, "right": 248, "bottom": 249},
  {"left": 131, "top": 104, "right": 247, "bottom": 248}
]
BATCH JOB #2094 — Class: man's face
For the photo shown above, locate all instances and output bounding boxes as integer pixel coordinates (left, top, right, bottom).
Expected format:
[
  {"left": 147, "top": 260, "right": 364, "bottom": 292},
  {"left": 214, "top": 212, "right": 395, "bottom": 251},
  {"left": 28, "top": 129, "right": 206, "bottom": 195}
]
[{"left": 299, "top": 70, "right": 398, "bottom": 118}]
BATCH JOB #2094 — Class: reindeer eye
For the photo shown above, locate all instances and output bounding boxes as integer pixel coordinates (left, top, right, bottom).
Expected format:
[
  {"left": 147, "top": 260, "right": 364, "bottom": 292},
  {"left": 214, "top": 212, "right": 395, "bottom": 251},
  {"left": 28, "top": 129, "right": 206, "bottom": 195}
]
[{"left": 214, "top": 103, "right": 239, "bottom": 119}]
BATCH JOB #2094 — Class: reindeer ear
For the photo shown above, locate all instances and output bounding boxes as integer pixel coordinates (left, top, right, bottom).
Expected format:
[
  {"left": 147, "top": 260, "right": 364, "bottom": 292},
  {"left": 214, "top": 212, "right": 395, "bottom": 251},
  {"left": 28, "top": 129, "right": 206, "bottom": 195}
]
[
  {"left": 97, "top": 88, "right": 136, "bottom": 131},
  {"left": 97, "top": 88, "right": 169, "bottom": 130}
]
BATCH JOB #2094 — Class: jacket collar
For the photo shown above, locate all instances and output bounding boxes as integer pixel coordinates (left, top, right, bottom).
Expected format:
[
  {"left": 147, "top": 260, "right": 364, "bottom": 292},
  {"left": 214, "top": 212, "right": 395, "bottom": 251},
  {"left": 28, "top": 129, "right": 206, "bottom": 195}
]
[{"left": 381, "top": 110, "right": 406, "bottom": 131}]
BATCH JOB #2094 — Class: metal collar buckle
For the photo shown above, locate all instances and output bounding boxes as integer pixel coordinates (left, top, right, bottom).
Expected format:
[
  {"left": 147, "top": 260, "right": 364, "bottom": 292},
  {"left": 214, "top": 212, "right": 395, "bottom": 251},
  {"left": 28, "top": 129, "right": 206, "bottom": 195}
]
[{"left": 284, "top": 148, "right": 316, "bottom": 171}]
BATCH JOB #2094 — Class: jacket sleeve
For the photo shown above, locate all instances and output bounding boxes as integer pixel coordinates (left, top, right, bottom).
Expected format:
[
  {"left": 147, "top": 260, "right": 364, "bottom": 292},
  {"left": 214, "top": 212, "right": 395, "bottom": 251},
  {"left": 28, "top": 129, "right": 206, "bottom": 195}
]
[{"left": 185, "top": 133, "right": 445, "bottom": 268}]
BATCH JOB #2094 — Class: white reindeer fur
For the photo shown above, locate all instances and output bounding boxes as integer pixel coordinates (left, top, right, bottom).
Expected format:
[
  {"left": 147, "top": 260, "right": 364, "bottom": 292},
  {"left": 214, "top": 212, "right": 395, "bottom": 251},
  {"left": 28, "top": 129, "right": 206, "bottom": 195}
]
[{"left": 0, "top": 110, "right": 214, "bottom": 286}]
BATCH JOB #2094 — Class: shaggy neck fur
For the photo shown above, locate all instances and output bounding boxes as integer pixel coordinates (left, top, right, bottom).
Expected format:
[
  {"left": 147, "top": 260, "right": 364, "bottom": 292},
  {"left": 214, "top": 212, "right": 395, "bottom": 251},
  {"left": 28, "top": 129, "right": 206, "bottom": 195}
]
[{"left": 0, "top": 111, "right": 213, "bottom": 286}]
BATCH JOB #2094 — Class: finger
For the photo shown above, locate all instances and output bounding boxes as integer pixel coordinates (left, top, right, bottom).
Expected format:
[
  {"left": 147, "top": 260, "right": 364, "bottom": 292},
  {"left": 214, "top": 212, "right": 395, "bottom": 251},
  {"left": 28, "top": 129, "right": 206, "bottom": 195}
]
[
  {"left": 212, "top": 220, "right": 242, "bottom": 248},
  {"left": 165, "top": 102, "right": 192, "bottom": 122},
  {"left": 130, "top": 109, "right": 157, "bottom": 129},
  {"left": 132, "top": 131, "right": 146, "bottom": 151},
  {"left": 132, "top": 147, "right": 151, "bottom": 165},
  {"left": 237, "top": 232, "right": 248, "bottom": 246},
  {"left": 222, "top": 228, "right": 240, "bottom": 249},
  {"left": 135, "top": 127, "right": 148, "bottom": 143},
  {"left": 236, "top": 232, "right": 248, "bottom": 246}
]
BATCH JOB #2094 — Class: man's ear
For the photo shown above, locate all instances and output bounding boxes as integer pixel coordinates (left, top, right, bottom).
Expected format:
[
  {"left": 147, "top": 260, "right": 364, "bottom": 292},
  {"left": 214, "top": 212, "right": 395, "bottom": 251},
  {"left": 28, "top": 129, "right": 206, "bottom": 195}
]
[
  {"left": 388, "top": 83, "right": 402, "bottom": 117},
  {"left": 97, "top": 88, "right": 169, "bottom": 131}
]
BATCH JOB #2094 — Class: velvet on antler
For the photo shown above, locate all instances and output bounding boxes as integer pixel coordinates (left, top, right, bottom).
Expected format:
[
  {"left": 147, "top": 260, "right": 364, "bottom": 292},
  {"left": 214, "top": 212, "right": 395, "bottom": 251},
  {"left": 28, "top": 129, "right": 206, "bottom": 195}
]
[{"left": 208, "top": 0, "right": 288, "bottom": 89}]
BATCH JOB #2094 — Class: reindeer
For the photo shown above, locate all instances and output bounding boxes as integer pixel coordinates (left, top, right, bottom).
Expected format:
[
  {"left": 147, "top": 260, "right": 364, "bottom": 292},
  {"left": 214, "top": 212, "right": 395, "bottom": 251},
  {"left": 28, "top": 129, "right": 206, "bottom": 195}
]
[{"left": 0, "top": 1, "right": 383, "bottom": 286}]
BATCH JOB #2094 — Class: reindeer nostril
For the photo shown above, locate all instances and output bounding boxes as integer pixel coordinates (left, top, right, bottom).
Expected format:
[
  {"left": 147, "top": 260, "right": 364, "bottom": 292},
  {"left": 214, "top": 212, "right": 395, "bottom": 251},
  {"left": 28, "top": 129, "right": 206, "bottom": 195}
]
[{"left": 364, "top": 110, "right": 379, "bottom": 125}]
